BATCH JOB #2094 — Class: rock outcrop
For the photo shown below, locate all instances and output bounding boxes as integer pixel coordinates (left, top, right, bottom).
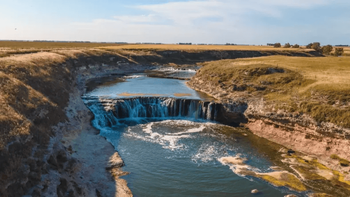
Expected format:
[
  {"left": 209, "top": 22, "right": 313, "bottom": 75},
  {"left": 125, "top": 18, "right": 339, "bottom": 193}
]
[{"left": 187, "top": 64, "right": 350, "bottom": 181}]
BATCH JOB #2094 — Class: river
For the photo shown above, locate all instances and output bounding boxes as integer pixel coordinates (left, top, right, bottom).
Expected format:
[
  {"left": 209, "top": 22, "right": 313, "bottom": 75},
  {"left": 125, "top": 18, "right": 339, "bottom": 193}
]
[{"left": 83, "top": 71, "right": 305, "bottom": 197}]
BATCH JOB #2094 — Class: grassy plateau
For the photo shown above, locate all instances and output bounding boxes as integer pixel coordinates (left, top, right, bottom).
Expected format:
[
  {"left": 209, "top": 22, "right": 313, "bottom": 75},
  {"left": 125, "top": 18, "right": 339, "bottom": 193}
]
[{"left": 195, "top": 55, "right": 350, "bottom": 128}]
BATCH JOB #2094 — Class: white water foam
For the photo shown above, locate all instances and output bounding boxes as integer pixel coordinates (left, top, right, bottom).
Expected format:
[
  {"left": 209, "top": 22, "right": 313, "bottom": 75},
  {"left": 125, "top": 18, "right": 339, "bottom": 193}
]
[
  {"left": 191, "top": 143, "right": 232, "bottom": 163},
  {"left": 218, "top": 155, "right": 259, "bottom": 177},
  {"left": 192, "top": 145, "right": 219, "bottom": 163},
  {"left": 124, "top": 75, "right": 143, "bottom": 79},
  {"left": 157, "top": 68, "right": 197, "bottom": 72},
  {"left": 161, "top": 119, "right": 215, "bottom": 127},
  {"left": 124, "top": 120, "right": 209, "bottom": 150}
]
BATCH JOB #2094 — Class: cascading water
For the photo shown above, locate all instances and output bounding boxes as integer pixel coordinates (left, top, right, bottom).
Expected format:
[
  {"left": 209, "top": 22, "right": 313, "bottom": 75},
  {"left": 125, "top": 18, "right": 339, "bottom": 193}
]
[{"left": 83, "top": 96, "right": 221, "bottom": 127}]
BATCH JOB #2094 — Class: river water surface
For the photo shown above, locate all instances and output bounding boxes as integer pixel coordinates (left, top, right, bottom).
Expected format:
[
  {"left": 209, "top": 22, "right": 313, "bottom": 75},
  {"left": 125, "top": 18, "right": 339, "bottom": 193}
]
[{"left": 84, "top": 72, "right": 304, "bottom": 197}]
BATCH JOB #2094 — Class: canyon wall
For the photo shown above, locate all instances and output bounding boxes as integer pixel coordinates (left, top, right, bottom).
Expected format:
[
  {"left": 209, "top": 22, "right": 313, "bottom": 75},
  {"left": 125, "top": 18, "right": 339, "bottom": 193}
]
[
  {"left": 188, "top": 68, "right": 350, "bottom": 175},
  {"left": 0, "top": 49, "right": 322, "bottom": 196}
]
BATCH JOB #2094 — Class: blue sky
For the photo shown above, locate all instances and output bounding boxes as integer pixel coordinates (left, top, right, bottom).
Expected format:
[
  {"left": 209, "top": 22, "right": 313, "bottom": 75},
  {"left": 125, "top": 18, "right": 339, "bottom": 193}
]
[{"left": 1, "top": 0, "right": 349, "bottom": 45}]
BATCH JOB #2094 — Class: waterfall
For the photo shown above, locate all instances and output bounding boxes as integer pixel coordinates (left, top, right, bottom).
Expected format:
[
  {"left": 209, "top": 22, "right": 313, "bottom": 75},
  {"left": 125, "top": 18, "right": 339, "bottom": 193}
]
[{"left": 83, "top": 96, "right": 222, "bottom": 127}]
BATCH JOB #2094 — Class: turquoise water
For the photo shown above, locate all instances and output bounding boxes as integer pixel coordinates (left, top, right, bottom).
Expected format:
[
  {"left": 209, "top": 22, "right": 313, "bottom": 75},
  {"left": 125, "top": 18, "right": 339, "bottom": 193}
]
[{"left": 86, "top": 73, "right": 209, "bottom": 100}]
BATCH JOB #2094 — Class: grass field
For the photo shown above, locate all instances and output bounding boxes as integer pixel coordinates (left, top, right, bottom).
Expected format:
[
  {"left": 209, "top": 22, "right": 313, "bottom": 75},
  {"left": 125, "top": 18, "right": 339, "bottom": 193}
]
[
  {"left": 343, "top": 47, "right": 350, "bottom": 55},
  {"left": 196, "top": 55, "right": 350, "bottom": 127},
  {"left": 0, "top": 41, "right": 123, "bottom": 49},
  {"left": 0, "top": 41, "right": 316, "bottom": 59},
  {"left": 101, "top": 44, "right": 312, "bottom": 51},
  {"left": 1, "top": 41, "right": 349, "bottom": 127},
  {"left": 0, "top": 41, "right": 123, "bottom": 57},
  {"left": 1, "top": 41, "right": 345, "bottom": 53},
  {"left": 0, "top": 41, "right": 310, "bottom": 51}
]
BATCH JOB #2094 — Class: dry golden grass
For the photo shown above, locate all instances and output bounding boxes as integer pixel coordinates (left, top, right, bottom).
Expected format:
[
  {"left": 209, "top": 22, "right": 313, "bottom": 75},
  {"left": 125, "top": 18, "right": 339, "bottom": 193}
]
[
  {"left": 343, "top": 47, "right": 350, "bottom": 55},
  {"left": 101, "top": 44, "right": 312, "bottom": 51},
  {"left": 0, "top": 41, "right": 317, "bottom": 60},
  {"left": 196, "top": 56, "right": 350, "bottom": 127},
  {"left": 230, "top": 56, "right": 350, "bottom": 87},
  {"left": 0, "top": 41, "right": 125, "bottom": 58},
  {"left": 0, "top": 41, "right": 123, "bottom": 49}
]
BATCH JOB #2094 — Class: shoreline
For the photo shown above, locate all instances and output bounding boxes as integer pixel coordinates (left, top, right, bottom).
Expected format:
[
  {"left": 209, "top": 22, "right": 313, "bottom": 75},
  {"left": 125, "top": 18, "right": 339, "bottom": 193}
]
[
  {"left": 58, "top": 60, "right": 155, "bottom": 196},
  {"left": 60, "top": 90, "right": 132, "bottom": 197}
]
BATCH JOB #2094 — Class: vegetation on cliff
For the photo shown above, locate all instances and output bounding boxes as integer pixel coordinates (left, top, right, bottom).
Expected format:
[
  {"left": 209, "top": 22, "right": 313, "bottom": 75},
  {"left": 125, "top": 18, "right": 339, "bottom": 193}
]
[
  {"left": 0, "top": 48, "right": 136, "bottom": 196},
  {"left": 191, "top": 55, "right": 350, "bottom": 128}
]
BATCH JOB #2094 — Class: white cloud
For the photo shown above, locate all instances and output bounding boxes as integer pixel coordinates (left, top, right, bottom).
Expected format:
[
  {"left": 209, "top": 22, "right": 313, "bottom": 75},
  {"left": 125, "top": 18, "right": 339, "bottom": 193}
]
[
  {"left": 2, "top": 0, "right": 348, "bottom": 44},
  {"left": 113, "top": 14, "right": 158, "bottom": 24},
  {"left": 135, "top": 1, "right": 226, "bottom": 25},
  {"left": 106, "top": 0, "right": 335, "bottom": 27},
  {"left": 255, "top": 0, "right": 330, "bottom": 8}
]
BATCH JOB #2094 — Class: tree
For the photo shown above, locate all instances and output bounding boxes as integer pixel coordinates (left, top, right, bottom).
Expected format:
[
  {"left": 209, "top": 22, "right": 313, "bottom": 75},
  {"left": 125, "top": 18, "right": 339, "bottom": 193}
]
[
  {"left": 283, "top": 43, "right": 291, "bottom": 48},
  {"left": 334, "top": 48, "right": 344, "bottom": 56},
  {"left": 311, "top": 42, "right": 322, "bottom": 52},
  {"left": 306, "top": 43, "right": 313, "bottom": 49},
  {"left": 292, "top": 44, "right": 300, "bottom": 48},
  {"left": 274, "top": 43, "right": 281, "bottom": 48},
  {"left": 322, "top": 45, "right": 333, "bottom": 55}
]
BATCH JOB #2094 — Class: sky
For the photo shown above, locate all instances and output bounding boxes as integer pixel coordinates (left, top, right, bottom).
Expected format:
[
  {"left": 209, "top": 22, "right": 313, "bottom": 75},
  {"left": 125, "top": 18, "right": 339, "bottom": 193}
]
[{"left": 0, "top": 0, "right": 349, "bottom": 45}]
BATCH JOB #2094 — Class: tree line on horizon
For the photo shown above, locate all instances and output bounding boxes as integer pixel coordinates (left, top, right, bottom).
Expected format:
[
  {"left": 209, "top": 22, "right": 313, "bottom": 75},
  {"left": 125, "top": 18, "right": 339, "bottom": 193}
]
[{"left": 273, "top": 42, "right": 344, "bottom": 56}]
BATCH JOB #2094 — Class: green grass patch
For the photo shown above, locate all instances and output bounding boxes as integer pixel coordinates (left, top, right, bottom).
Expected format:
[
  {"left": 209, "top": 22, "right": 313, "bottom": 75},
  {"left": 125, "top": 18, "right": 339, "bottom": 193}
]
[
  {"left": 258, "top": 173, "right": 307, "bottom": 191},
  {"left": 293, "top": 165, "right": 327, "bottom": 180}
]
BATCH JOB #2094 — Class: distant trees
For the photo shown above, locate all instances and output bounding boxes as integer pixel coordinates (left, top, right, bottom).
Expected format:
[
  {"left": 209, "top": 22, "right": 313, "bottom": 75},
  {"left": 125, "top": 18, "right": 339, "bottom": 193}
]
[
  {"left": 274, "top": 43, "right": 281, "bottom": 48},
  {"left": 272, "top": 41, "right": 344, "bottom": 56},
  {"left": 272, "top": 42, "right": 299, "bottom": 48},
  {"left": 306, "top": 42, "right": 344, "bottom": 56},
  {"left": 334, "top": 48, "right": 344, "bottom": 56},
  {"left": 322, "top": 45, "right": 333, "bottom": 55},
  {"left": 306, "top": 43, "right": 313, "bottom": 49},
  {"left": 311, "top": 42, "right": 322, "bottom": 52},
  {"left": 283, "top": 43, "right": 291, "bottom": 48}
]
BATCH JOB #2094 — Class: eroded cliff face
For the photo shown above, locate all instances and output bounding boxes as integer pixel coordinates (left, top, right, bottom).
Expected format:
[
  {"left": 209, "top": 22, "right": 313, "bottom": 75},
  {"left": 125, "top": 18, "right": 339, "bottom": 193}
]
[
  {"left": 0, "top": 50, "right": 144, "bottom": 197},
  {"left": 0, "top": 48, "right": 326, "bottom": 197},
  {"left": 187, "top": 66, "right": 350, "bottom": 171}
]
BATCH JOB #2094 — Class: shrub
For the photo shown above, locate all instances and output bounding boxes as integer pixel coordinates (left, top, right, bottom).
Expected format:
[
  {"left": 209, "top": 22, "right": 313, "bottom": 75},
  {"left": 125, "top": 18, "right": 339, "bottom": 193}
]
[
  {"left": 322, "top": 45, "right": 333, "bottom": 55},
  {"left": 312, "top": 42, "right": 322, "bottom": 52},
  {"left": 306, "top": 43, "right": 313, "bottom": 49},
  {"left": 292, "top": 44, "right": 300, "bottom": 48},
  {"left": 334, "top": 48, "right": 344, "bottom": 56},
  {"left": 284, "top": 43, "right": 291, "bottom": 48},
  {"left": 274, "top": 43, "right": 281, "bottom": 48}
]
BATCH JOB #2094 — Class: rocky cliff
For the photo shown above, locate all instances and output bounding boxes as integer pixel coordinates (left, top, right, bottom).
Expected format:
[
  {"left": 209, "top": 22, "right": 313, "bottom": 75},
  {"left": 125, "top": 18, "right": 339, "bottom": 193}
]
[
  {"left": 0, "top": 48, "right": 324, "bottom": 197},
  {"left": 0, "top": 50, "right": 143, "bottom": 197},
  {"left": 187, "top": 58, "right": 350, "bottom": 180}
]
